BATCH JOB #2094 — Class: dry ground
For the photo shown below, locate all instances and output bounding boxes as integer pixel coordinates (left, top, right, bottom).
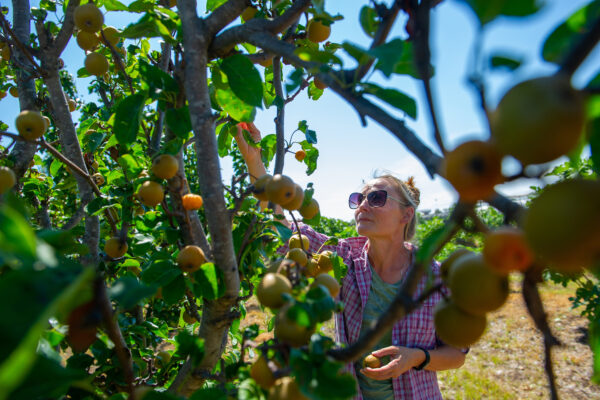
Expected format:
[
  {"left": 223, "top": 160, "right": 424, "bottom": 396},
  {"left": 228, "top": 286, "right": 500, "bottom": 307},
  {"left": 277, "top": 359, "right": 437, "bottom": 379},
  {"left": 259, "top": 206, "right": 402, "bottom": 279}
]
[{"left": 240, "top": 278, "right": 599, "bottom": 399}]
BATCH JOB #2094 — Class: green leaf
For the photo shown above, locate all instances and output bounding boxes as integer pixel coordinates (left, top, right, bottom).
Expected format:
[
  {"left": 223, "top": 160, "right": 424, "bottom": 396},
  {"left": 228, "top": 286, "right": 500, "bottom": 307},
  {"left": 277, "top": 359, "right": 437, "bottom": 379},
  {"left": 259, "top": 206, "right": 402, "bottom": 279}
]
[
  {"left": 175, "top": 330, "right": 204, "bottom": 364},
  {"left": 360, "top": 6, "right": 379, "bottom": 38},
  {"left": 113, "top": 93, "right": 147, "bottom": 145},
  {"left": 163, "top": 274, "right": 186, "bottom": 305},
  {"left": 0, "top": 206, "right": 37, "bottom": 259},
  {"left": 341, "top": 42, "right": 374, "bottom": 67},
  {"left": 191, "top": 263, "right": 225, "bottom": 300},
  {"left": 220, "top": 54, "right": 264, "bottom": 108},
  {"left": 121, "top": 12, "right": 176, "bottom": 45},
  {"left": 368, "top": 38, "right": 405, "bottom": 78},
  {"left": 416, "top": 220, "right": 458, "bottom": 265},
  {"left": 206, "top": 0, "right": 228, "bottom": 12},
  {"left": 542, "top": 1, "right": 600, "bottom": 64},
  {"left": 589, "top": 117, "right": 600, "bottom": 175},
  {"left": 489, "top": 53, "right": 523, "bottom": 70},
  {"left": 285, "top": 68, "right": 305, "bottom": 94},
  {"left": 361, "top": 83, "right": 417, "bottom": 120},
  {"left": 591, "top": 316, "right": 600, "bottom": 384},
  {"left": 104, "top": 0, "right": 128, "bottom": 11},
  {"left": 118, "top": 154, "right": 143, "bottom": 178},
  {"left": 139, "top": 59, "right": 179, "bottom": 97},
  {"left": 140, "top": 260, "right": 182, "bottom": 286},
  {"left": 459, "top": 0, "right": 542, "bottom": 26},
  {"left": 190, "top": 387, "right": 227, "bottom": 400},
  {"left": 215, "top": 88, "right": 255, "bottom": 122},
  {"left": 165, "top": 107, "right": 192, "bottom": 139},
  {"left": 109, "top": 277, "right": 158, "bottom": 309},
  {"left": 128, "top": 0, "right": 155, "bottom": 13}
]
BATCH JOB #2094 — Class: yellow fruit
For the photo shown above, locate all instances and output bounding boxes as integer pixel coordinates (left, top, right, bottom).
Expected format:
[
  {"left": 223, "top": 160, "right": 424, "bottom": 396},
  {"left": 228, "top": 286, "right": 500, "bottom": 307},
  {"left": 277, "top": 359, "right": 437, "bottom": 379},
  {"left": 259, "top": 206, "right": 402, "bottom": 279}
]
[
  {"left": 74, "top": 3, "right": 104, "bottom": 33},
  {"left": 483, "top": 227, "right": 534, "bottom": 275},
  {"left": 448, "top": 253, "right": 509, "bottom": 316},
  {"left": 0, "top": 90, "right": 6, "bottom": 99},
  {"left": 177, "top": 245, "right": 206, "bottom": 273},
  {"left": 490, "top": 75, "right": 586, "bottom": 166},
  {"left": 152, "top": 154, "right": 179, "bottom": 180},
  {"left": 16, "top": 110, "right": 47, "bottom": 140},
  {"left": 137, "top": 181, "right": 164, "bottom": 207},
  {"left": 101, "top": 26, "right": 120, "bottom": 46},
  {"left": 295, "top": 150, "right": 306, "bottom": 161},
  {"left": 313, "top": 78, "right": 327, "bottom": 90},
  {"left": 299, "top": 198, "right": 319, "bottom": 220},
  {"left": 241, "top": 6, "right": 258, "bottom": 22},
  {"left": 441, "top": 140, "right": 503, "bottom": 203},
  {"left": 9, "top": 86, "right": 18, "bottom": 97},
  {"left": 183, "top": 312, "right": 197, "bottom": 324},
  {"left": 68, "top": 99, "right": 77, "bottom": 112},
  {"left": 288, "top": 233, "right": 309, "bottom": 250},
  {"left": 104, "top": 237, "right": 128, "bottom": 259},
  {"left": 282, "top": 184, "right": 304, "bottom": 211},
  {"left": 92, "top": 173, "right": 105, "bottom": 185},
  {"left": 182, "top": 193, "right": 203, "bottom": 210},
  {"left": 316, "top": 250, "right": 334, "bottom": 273},
  {"left": 362, "top": 354, "right": 381, "bottom": 368},
  {"left": 76, "top": 31, "right": 100, "bottom": 51},
  {"left": 157, "top": 350, "right": 171, "bottom": 367},
  {"left": 258, "top": 56, "right": 273, "bottom": 68},
  {"left": 307, "top": 19, "right": 331, "bottom": 43},
  {"left": 434, "top": 298, "right": 487, "bottom": 348},
  {"left": 250, "top": 356, "right": 276, "bottom": 389},
  {"left": 268, "top": 376, "right": 308, "bottom": 400},
  {"left": 85, "top": 52, "right": 109, "bottom": 76},
  {"left": 524, "top": 179, "right": 600, "bottom": 274},
  {"left": 303, "top": 258, "right": 320, "bottom": 277},
  {"left": 440, "top": 248, "right": 472, "bottom": 281},
  {"left": 0, "top": 166, "right": 16, "bottom": 194},
  {"left": 311, "top": 273, "right": 340, "bottom": 298},
  {"left": 256, "top": 272, "right": 292, "bottom": 309},
  {"left": 286, "top": 248, "right": 308, "bottom": 267},
  {"left": 1, "top": 45, "right": 10, "bottom": 61},
  {"left": 266, "top": 174, "right": 296, "bottom": 205},
  {"left": 274, "top": 304, "right": 315, "bottom": 347},
  {"left": 253, "top": 174, "right": 272, "bottom": 201}
]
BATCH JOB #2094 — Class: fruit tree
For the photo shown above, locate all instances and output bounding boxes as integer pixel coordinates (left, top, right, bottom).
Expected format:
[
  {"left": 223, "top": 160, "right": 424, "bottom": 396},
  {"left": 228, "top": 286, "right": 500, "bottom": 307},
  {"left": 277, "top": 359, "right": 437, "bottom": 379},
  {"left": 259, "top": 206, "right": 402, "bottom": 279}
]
[{"left": 0, "top": 1, "right": 599, "bottom": 399}]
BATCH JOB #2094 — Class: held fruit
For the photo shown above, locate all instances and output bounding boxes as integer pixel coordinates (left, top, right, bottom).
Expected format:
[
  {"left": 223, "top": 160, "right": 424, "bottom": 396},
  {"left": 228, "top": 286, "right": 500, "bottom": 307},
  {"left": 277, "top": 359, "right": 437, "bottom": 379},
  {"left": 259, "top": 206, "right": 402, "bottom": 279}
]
[
  {"left": 177, "top": 245, "right": 206, "bottom": 273},
  {"left": 182, "top": 193, "right": 203, "bottom": 210},
  {"left": 448, "top": 253, "right": 509, "bottom": 316},
  {"left": 151, "top": 154, "right": 179, "bottom": 179},
  {"left": 524, "top": 179, "right": 600, "bottom": 274},
  {"left": 299, "top": 198, "right": 319, "bottom": 220},
  {"left": 252, "top": 174, "right": 272, "bottom": 201},
  {"left": 490, "top": 75, "right": 586, "bottom": 166},
  {"left": 74, "top": 3, "right": 104, "bottom": 33},
  {"left": 85, "top": 52, "right": 109, "bottom": 76},
  {"left": 282, "top": 184, "right": 304, "bottom": 211},
  {"left": 363, "top": 354, "right": 381, "bottom": 368},
  {"left": 0, "top": 166, "right": 16, "bottom": 194},
  {"left": 266, "top": 174, "right": 296, "bottom": 205},
  {"left": 16, "top": 110, "right": 47, "bottom": 140},
  {"left": 256, "top": 272, "right": 292, "bottom": 309},
  {"left": 76, "top": 31, "right": 100, "bottom": 51},
  {"left": 137, "top": 181, "right": 164, "bottom": 207},
  {"left": 434, "top": 298, "right": 487, "bottom": 348},
  {"left": 307, "top": 19, "right": 331, "bottom": 43},
  {"left": 483, "top": 227, "right": 534, "bottom": 275},
  {"left": 441, "top": 140, "right": 503, "bottom": 202},
  {"left": 104, "top": 237, "right": 128, "bottom": 259},
  {"left": 311, "top": 273, "right": 340, "bottom": 298}
]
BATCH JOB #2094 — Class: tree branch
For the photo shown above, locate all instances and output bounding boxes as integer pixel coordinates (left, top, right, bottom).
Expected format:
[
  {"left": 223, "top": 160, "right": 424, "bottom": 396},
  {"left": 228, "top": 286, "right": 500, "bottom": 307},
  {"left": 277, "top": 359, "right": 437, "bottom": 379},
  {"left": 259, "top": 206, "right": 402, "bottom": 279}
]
[
  {"left": 272, "top": 57, "right": 286, "bottom": 175},
  {"left": 204, "top": 0, "right": 249, "bottom": 38},
  {"left": 558, "top": 14, "right": 600, "bottom": 77},
  {"left": 52, "top": 0, "right": 80, "bottom": 55}
]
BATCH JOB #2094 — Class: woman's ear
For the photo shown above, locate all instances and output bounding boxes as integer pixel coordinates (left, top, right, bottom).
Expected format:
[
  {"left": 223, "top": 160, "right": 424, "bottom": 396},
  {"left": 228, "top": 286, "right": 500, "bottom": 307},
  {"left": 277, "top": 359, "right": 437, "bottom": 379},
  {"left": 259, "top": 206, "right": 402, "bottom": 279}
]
[{"left": 403, "top": 206, "right": 415, "bottom": 223}]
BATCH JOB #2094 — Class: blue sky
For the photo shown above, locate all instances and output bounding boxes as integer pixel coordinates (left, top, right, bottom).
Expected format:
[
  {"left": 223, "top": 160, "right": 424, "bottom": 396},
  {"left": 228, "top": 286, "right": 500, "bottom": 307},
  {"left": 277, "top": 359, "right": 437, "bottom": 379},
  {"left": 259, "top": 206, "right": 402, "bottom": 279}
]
[{"left": 2, "top": 0, "right": 598, "bottom": 220}]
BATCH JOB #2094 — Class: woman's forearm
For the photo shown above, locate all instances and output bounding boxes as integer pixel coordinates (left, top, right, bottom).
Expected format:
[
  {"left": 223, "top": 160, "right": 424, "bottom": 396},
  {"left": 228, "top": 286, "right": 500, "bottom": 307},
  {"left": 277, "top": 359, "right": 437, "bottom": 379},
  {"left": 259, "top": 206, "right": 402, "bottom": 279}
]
[{"left": 423, "top": 346, "right": 466, "bottom": 371}]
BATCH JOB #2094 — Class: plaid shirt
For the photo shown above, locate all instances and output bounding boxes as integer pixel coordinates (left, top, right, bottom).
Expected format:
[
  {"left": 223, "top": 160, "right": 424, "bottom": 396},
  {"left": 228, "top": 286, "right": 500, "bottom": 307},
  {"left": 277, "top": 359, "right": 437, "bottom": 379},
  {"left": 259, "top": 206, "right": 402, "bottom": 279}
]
[{"left": 287, "top": 224, "right": 447, "bottom": 400}]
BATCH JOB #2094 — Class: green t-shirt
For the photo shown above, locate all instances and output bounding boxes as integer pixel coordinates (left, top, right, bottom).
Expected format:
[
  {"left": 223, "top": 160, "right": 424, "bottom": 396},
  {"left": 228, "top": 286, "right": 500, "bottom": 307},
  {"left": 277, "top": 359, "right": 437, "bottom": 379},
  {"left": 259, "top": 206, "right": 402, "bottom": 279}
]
[{"left": 355, "top": 263, "right": 403, "bottom": 400}]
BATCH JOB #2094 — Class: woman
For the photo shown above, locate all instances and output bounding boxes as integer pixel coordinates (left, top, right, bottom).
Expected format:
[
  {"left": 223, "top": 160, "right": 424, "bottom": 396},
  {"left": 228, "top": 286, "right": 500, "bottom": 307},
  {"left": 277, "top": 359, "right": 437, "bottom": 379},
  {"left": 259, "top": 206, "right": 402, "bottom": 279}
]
[{"left": 235, "top": 123, "right": 466, "bottom": 400}]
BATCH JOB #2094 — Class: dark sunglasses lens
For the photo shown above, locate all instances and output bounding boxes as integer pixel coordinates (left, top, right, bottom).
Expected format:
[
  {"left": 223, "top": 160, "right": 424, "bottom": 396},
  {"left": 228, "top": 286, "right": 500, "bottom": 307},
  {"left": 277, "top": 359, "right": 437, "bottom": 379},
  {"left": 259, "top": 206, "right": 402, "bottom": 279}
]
[
  {"left": 349, "top": 193, "right": 363, "bottom": 209},
  {"left": 368, "top": 190, "right": 387, "bottom": 207}
]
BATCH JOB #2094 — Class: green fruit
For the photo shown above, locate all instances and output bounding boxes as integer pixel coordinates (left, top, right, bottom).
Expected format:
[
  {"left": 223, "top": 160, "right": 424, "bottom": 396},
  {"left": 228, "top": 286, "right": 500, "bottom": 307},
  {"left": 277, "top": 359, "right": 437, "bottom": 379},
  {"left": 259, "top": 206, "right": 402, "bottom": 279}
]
[
  {"left": 299, "top": 198, "right": 319, "bottom": 220},
  {"left": 85, "top": 52, "right": 109, "bottom": 76},
  {"left": 256, "top": 272, "right": 292, "bottom": 309},
  {"left": 491, "top": 75, "right": 586, "bottom": 166},
  {"left": 0, "top": 166, "right": 16, "bottom": 194},
  {"left": 274, "top": 304, "right": 315, "bottom": 347},
  {"left": 266, "top": 174, "right": 296, "bottom": 205},
  {"left": 16, "top": 110, "right": 46, "bottom": 140}
]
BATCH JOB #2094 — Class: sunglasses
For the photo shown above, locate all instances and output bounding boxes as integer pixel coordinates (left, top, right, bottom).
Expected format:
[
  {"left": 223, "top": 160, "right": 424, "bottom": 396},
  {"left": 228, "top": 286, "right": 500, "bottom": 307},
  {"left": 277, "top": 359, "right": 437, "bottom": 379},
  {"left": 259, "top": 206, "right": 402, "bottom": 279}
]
[{"left": 348, "top": 190, "right": 404, "bottom": 209}]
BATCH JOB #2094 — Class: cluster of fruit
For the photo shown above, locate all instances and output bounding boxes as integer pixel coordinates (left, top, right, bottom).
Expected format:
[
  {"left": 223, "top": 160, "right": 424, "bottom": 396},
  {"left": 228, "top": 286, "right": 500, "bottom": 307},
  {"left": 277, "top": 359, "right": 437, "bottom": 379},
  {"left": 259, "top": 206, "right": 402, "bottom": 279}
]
[
  {"left": 252, "top": 174, "right": 319, "bottom": 220},
  {"left": 442, "top": 75, "right": 587, "bottom": 203},
  {"left": 73, "top": 3, "right": 122, "bottom": 77}
]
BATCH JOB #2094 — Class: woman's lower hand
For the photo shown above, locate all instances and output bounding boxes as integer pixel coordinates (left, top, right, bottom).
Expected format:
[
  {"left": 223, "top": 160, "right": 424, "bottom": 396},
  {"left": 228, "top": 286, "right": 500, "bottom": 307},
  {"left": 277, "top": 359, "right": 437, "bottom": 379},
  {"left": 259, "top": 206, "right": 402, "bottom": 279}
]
[{"left": 359, "top": 346, "right": 426, "bottom": 380}]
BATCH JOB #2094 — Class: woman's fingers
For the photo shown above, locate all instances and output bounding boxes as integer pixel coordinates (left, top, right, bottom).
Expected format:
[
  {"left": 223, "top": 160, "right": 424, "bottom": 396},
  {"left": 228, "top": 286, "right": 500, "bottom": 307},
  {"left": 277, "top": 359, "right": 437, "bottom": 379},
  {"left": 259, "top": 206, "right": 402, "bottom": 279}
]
[{"left": 372, "top": 346, "right": 399, "bottom": 358}]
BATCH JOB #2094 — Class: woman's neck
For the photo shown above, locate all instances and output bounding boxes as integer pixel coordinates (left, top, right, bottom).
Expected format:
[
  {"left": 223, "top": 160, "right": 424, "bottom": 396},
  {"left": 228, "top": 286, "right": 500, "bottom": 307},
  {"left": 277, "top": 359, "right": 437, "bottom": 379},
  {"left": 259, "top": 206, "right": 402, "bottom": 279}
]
[{"left": 367, "top": 236, "right": 411, "bottom": 284}]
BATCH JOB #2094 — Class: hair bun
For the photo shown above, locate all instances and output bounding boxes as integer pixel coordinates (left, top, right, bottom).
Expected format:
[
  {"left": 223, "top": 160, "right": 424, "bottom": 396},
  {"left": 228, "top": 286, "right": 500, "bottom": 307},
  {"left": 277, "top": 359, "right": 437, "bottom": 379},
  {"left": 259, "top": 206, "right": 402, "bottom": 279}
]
[{"left": 404, "top": 176, "right": 420, "bottom": 206}]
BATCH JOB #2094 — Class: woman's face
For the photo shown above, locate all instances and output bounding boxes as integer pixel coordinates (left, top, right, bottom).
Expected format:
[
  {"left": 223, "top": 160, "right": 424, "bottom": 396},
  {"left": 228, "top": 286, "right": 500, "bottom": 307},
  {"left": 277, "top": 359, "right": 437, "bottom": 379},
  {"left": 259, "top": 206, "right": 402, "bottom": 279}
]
[{"left": 354, "top": 178, "right": 414, "bottom": 240}]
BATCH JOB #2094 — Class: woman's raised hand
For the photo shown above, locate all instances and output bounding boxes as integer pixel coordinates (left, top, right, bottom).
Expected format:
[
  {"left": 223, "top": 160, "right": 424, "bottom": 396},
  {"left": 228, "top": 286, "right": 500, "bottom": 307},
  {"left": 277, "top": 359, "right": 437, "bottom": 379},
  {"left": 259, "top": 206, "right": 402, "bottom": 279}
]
[{"left": 234, "top": 122, "right": 263, "bottom": 164}]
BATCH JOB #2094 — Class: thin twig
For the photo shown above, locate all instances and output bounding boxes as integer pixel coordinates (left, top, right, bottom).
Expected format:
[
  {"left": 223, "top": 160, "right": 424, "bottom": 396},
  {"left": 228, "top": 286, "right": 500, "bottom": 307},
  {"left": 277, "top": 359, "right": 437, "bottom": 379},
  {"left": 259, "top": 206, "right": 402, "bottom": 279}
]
[{"left": 0, "top": 12, "right": 45, "bottom": 77}]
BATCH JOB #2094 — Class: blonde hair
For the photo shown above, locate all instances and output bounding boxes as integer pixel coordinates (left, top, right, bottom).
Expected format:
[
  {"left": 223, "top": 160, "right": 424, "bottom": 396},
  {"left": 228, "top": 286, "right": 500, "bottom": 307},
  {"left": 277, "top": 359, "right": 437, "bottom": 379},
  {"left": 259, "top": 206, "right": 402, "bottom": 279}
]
[{"left": 375, "top": 174, "right": 420, "bottom": 241}]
